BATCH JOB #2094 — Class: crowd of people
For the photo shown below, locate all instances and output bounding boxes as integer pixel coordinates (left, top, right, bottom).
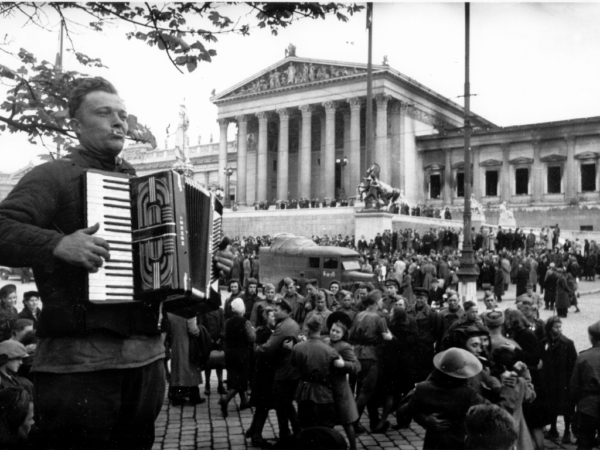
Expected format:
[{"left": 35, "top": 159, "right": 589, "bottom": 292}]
[{"left": 160, "top": 272, "right": 600, "bottom": 450}]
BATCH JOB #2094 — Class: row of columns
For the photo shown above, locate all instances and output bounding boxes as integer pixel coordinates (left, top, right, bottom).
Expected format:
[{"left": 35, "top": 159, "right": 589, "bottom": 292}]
[{"left": 217, "top": 94, "right": 398, "bottom": 205}]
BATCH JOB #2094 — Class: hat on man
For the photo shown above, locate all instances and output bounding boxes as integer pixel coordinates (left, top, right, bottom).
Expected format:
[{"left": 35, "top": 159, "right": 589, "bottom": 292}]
[
  {"left": 463, "top": 300, "right": 476, "bottom": 312},
  {"left": 414, "top": 287, "right": 429, "bottom": 298},
  {"left": 283, "top": 277, "right": 294, "bottom": 287},
  {"left": 247, "top": 278, "right": 258, "bottom": 286},
  {"left": 306, "top": 314, "right": 323, "bottom": 332},
  {"left": 433, "top": 347, "right": 483, "bottom": 379},
  {"left": 516, "top": 295, "right": 533, "bottom": 305},
  {"left": 482, "top": 310, "right": 504, "bottom": 327},
  {"left": 0, "top": 340, "right": 28, "bottom": 366},
  {"left": 549, "top": 262, "right": 556, "bottom": 269},
  {"left": 231, "top": 298, "right": 245, "bottom": 315},
  {"left": 588, "top": 320, "right": 600, "bottom": 339},
  {"left": 384, "top": 279, "right": 400, "bottom": 290}
]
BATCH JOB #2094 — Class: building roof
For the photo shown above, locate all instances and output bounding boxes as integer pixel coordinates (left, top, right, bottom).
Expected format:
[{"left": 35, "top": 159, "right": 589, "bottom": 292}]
[{"left": 211, "top": 55, "right": 495, "bottom": 128}]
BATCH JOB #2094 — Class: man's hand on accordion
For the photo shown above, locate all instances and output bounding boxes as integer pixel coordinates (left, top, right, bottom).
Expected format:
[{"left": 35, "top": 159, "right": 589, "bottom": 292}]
[
  {"left": 214, "top": 237, "right": 234, "bottom": 278},
  {"left": 53, "top": 223, "right": 110, "bottom": 273}
]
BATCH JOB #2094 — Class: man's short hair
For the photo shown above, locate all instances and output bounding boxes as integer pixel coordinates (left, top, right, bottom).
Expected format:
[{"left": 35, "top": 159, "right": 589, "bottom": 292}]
[
  {"left": 465, "top": 404, "right": 518, "bottom": 450},
  {"left": 12, "top": 319, "right": 34, "bottom": 334},
  {"left": 277, "top": 299, "right": 293, "bottom": 314},
  {"left": 68, "top": 77, "right": 118, "bottom": 118},
  {"left": 23, "top": 291, "right": 40, "bottom": 303}
]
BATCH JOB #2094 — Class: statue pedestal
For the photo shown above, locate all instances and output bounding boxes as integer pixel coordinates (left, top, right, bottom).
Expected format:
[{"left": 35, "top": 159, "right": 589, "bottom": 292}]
[
  {"left": 498, "top": 216, "right": 517, "bottom": 228},
  {"left": 355, "top": 211, "right": 394, "bottom": 247},
  {"left": 464, "top": 212, "right": 486, "bottom": 231}
]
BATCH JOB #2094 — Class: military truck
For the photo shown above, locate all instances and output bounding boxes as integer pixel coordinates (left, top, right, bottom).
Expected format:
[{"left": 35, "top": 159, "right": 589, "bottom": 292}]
[{"left": 258, "top": 233, "right": 374, "bottom": 291}]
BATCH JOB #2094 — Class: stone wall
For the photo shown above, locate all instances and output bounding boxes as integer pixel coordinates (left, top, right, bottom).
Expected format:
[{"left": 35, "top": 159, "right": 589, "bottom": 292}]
[{"left": 222, "top": 207, "right": 356, "bottom": 238}]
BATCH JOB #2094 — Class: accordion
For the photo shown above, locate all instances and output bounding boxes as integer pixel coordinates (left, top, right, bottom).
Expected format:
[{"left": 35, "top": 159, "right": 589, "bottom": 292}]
[{"left": 84, "top": 169, "right": 223, "bottom": 306}]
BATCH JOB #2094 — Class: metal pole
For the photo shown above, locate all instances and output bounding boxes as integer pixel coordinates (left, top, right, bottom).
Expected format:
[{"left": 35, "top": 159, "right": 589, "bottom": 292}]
[
  {"left": 365, "top": 2, "right": 373, "bottom": 175},
  {"left": 457, "top": 2, "right": 478, "bottom": 303}
]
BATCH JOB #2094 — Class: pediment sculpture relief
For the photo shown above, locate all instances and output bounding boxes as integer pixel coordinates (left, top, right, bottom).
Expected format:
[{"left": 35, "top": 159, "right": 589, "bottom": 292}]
[{"left": 226, "top": 62, "right": 367, "bottom": 98}]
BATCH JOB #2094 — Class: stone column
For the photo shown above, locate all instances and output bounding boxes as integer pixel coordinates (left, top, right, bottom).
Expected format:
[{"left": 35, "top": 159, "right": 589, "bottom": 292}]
[
  {"left": 375, "top": 94, "right": 390, "bottom": 182},
  {"left": 204, "top": 171, "right": 210, "bottom": 188},
  {"left": 347, "top": 98, "right": 362, "bottom": 198},
  {"left": 532, "top": 139, "right": 542, "bottom": 202},
  {"left": 565, "top": 135, "right": 576, "bottom": 199},
  {"left": 236, "top": 115, "right": 248, "bottom": 205},
  {"left": 501, "top": 144, "right": 510, "bottom": 202},
  {"left": 472, "top": 146, "right": 481, "bottom": 201},
  {"left": 444, "top": 149, "right": 453, "bottom": 204},
  {"left": 217, "top": 119, "right": 229, "bottom": 189},
  {"left": 256, "top": 111, "right": 269, "bottom": 202},
  {"left": 299, "top": 105, "right": 313, "bottom": 199},
  {"left": 323, "top": 101, "right": 336, "bottom": 199},
  {"left": 276, "top": 108, "right": 289, "bottom": 201},
  {"left": 389, "top": 102, "right": 401, "bottom": 189},
  {"left": 342, "top": 111, "right": 351, "bottom": 197}
]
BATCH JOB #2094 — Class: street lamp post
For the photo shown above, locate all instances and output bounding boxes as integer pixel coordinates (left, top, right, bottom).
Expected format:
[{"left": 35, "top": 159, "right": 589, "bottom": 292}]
[
  {"left": 224, "top": 166, "right": 234, "bottom": 208},
  {"left": 336, "top": 156, "right": 348, "bottom": 198},
  {"left": 457, "top": 2, "right": 478, "bottom": 305}
]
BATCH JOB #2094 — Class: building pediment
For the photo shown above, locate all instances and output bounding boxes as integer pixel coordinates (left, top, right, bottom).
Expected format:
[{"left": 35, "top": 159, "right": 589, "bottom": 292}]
[
  {"left": 509, "top": 157, "right": 533, "bottom": 165},
  {"left": 540, "top": 153, "right": 567, "bottom": 163},
  {"left": 575, "top": 151, "right": 600, "bottom": 160},
  {"left": 479, "top": 159, "right": 502, "bottom": 167},
  {"left": 212, "top": 57, "right": 372, "bottom": 103}
]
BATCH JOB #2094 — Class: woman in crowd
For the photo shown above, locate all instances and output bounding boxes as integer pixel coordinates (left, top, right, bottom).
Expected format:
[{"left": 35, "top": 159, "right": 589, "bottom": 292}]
[
  {"left": 246, "top": 307, "right": 277, "bottom": 448},
  {"left": 326, "top": 312, "right": 360, "bottom": 450},
  {"left": 0, "top": 284, "right": 18, "bottom": 341},
  {"left": 555, "top": 268, "right": 572, "bottom": 318},
  {"left": 220, "top": 298, "right": 256, "bottom": 418},
  {"left": 0, "top": 386, "right": 35, "bottom": 449},
  {"left": 540, "top": 316, "right": 577, "bottom": 444}
]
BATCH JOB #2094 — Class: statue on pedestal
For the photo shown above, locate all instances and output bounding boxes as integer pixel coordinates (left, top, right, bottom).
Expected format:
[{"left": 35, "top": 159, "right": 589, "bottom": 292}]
[
  {"left": 470, "top": 193, "right": 485, "bottom": 217},
  {"left": 357, "top": 162, "right": 400, "bottom": 210},
  {"left": 173, "top": 103, "right": 193, "bottom": 177},
  {"left": 498, "top": 201, "right": 517, "bottom": 227}
]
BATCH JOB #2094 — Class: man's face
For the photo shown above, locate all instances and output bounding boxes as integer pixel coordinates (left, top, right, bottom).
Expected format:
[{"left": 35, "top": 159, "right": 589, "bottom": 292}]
[
  {"left": 341, "top": 295, "right": 352, "bottom": 308},
  {"left": 285, "top": 283, "right": 295, "bottom": 294},
  {"left": 357, "top": 288, "right": 367, "bottom": 300},
  {"left": 230, "top": 282, "right": 240, "bottom": 294},
  {"left": 386, "top": 284, "right": 398, "bottom": 296},
  {"left": 24, "top": 297, "right": 39, "bottom": 312},
  {"left": 448, "top": 297, "right": 459, "bottom": 310},
  {"left": 466, "top": 305, "right": 479, "bottom": 321},
  {"left": 71, "top": 91, "right": 128, "bottom": 157},
  {"left": 248, "top": 284, "right": 257, "bottom": 295},
  {"left": 518, "top": 303, "right": 533, "bottom": 319},
  {"left": 273, "top": 305, "right": 288, "bottom": 321},
  {"left": 484, "top": 297, "right": 496, "bottom": 310},
  {"left": 315, "top": 298, "right": 326, "bottom": 312},
  {"left": 265, "top": 288, "right": 275, "bottom": 301},
  {"left": 14, "top": 325, "right": 33, "bottom": 342},
  {"left": 307, "top": 284, "right": 318, "bottom": 296},
  {"left": 395, "top": 298, "right": 405, "bottom": 309},
  {"left": 330, "top": 284, "right": 339, "bottom": 295},
  {"left": 415, "top": 294, "right": 427, "bottom": 307},
  {"left": 466, "top": 337, "right": 482, "bottom": 356}
]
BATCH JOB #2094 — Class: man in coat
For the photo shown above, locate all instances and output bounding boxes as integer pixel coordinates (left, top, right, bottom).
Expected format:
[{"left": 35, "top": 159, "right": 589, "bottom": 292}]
[
  {"left": 569, "top": 321, "right": 600, "bottom": 450},
  {"left": 256, "top": 300, "right": 301, "bottom": 442},
  {"left": 406, "top": 288, "right": 441, "bottom": 379},
  {"left": 0, "top": 77, "right": 232, "bottom": 449}
]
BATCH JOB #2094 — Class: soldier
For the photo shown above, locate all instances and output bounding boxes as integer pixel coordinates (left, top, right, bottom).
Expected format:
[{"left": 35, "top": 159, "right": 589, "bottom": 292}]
[
  {"left": 406, "top": 288, "right": 440, "bottom": 379},
  {"left": 569, "top": 320, "right": 600, "bottom": 450}
]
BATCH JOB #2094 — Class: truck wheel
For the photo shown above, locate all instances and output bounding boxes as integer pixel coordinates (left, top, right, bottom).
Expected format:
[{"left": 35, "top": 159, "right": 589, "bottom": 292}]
[{"left": 0, "top": 270, "right": 9, "bottom": 280}]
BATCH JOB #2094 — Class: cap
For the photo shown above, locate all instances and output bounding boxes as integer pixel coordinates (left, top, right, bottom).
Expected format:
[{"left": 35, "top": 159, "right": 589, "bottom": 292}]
[
  {"left": 326, "top": 311, "right": 353, "bottom": 332},
  {"left": 482, "top": 310, "right": 504, "bottom": 327},
  {"left": 414, "top": 287, "right": 429, "bottom": 298},
  {"left": 283, "top": 277, "right": 294, "bottom": 287},
  {"left": 588, "top": 320, "right": 600, "bottom": 339},
  {"left": 463, "top": 301, "right": 477, "bottom": 311},
  {"left": 0, "top": 340, "right": 28, "bottom": 360},
  {"left": 433, "top": 347, "right": 482, "bottom": 379},
  {"left": 384, "top": 279, "right": 400, "bottom": 289},
  {"left": 231, "top": 298, "right": 245, "bottom": 315},
  {"left": 247, "top": 278, "right": 258, "bottom": 286},
  {"left": 306, "top": 314, "right": 323, "bottom": 332}
]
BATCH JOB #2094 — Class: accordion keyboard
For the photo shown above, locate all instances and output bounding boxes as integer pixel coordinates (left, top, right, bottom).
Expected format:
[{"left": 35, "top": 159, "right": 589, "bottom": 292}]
[{"left": 85, "top": 171, "right": 135, "bottom": 303}]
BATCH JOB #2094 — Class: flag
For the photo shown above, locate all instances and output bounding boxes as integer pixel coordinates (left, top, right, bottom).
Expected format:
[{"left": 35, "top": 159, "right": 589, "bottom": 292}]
[{"left": 366, "top": 3, "right": 373, "bottom": 30}]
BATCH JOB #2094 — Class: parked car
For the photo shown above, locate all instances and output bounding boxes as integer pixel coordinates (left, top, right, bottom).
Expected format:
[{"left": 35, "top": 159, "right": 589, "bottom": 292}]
[{"left": 0, "top": 267, "right": 34, "bottom": 283}]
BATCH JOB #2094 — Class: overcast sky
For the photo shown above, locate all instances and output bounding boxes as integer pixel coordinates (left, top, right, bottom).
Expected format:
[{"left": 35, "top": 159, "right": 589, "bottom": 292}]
[{"left": 2, "top": 2, "right": 600, "bottom": 172}]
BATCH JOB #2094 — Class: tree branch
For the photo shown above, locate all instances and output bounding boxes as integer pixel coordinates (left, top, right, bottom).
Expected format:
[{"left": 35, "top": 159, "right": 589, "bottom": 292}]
[
  {"left": 0, "top": 114, "right": 76, "bottom": 138},
  {"left": 145, "top": 2, "right": 183, "bottom": 74}
]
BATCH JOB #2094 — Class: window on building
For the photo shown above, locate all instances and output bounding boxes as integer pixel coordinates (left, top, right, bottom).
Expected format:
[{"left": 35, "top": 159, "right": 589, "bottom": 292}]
[
  {"left": 581, "top": 225, "right": 593, "bottom": 231},
  {"left": 581, "top": 163, "right": 596, "bottom": 192},
  {"left": 515, "top": 168, "right": 529, "bottom": 195},
  {"left": 273, "top": 160, "right": 277, "bottom": 171},
  {"left": 485, "top": 171, "right": 498, "bottom": 197},
  {"left": 547, "top": 166, "right": 562, "bottom": 194},
  {"left": 430, "top": 174, "right": 441, "bottom": 199},
  {"left": 456, "top": 172, "right": 465, "bottom": 198}
]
